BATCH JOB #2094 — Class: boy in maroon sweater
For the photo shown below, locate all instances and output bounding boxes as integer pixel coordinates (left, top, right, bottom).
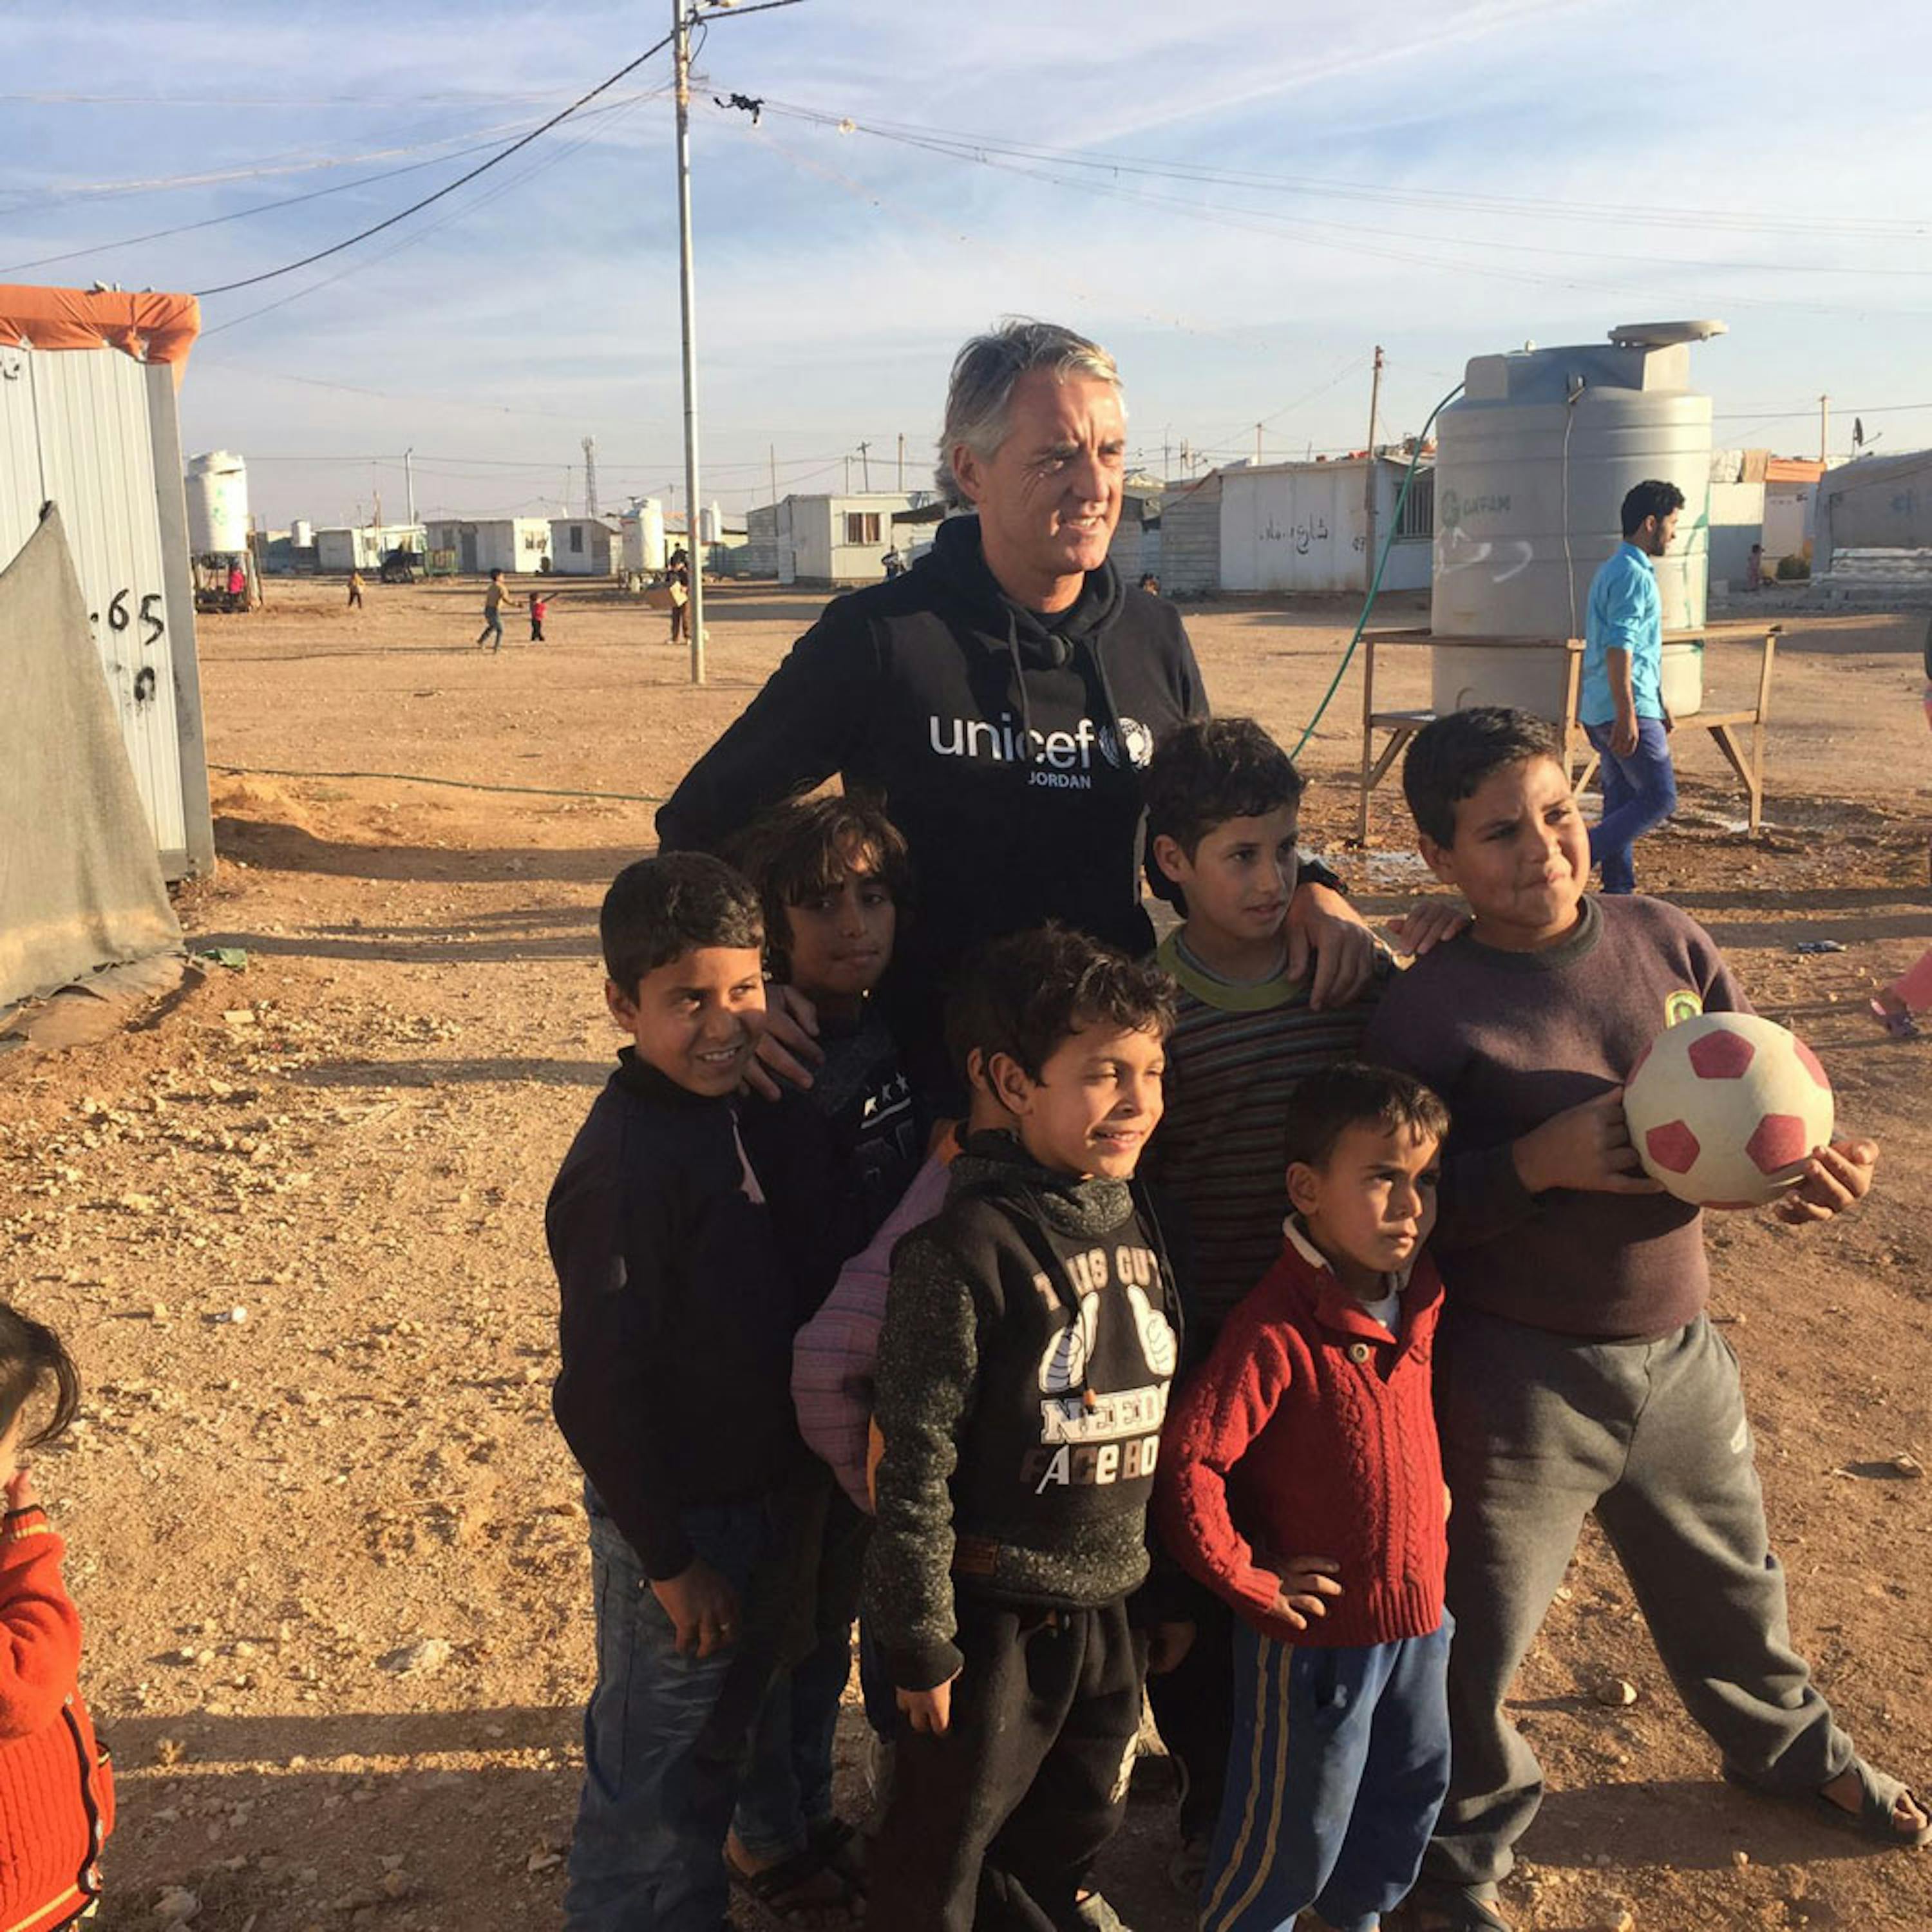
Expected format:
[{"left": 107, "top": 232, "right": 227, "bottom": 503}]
[
  {"left": 1366, "top": 708, "right": 1919, "bottom": 1932},
  {"left": 1159, "top": 1063, "right": 1454, "bottom": 1932}
]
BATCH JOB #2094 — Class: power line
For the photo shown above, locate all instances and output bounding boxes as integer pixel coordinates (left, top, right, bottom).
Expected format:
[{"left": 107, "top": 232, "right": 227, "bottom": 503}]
[
  {"left": 757, "top": 99, "right": 1932, "bottom": 245},
  {"left": 0, "top": 116, "right": 547, "bottom": 213},
  {"left": 0, "top": 135, "right": 509, "bottom": 278},
  {"left": 192, "top": 36, "right": 676, "bottom": 299}
]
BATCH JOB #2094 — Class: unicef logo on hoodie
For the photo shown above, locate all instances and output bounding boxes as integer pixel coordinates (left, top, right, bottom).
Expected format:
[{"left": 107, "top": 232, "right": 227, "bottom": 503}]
[{"left": 1095, "top": 717, "right": 1153, "bottom": 770}]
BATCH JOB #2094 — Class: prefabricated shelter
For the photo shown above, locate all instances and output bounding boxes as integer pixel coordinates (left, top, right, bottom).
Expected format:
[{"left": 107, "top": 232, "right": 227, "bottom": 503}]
[
  {"left": 775, "top": 492, "right": 922, "bottom": 587},
  {"left": 1219, "top": 455, "right": 1434, "bottom": 596},
  {"left": 1764, "top": 455, "right": 1827, "bottom": 562},
  {"left": 1160, "top": 471, "right": 1223, "bottom": 598},
  {"left": 549, "top": 516, "right": 621, "bottom": 575},
  {"left": 424, "top": 516, "right": 552, "bottom": 575},
  {"left": 0, "top": 283, "right": 214, "bottom": 883},
  {"left": 316, "top": 522, "right": 428, "bottom": 572},
  {"left": 743, "top": 502, "right": 780, "bottom": 577},
  {"left": 1812, "top": 448, "right": 1932, "bottom": 575}
]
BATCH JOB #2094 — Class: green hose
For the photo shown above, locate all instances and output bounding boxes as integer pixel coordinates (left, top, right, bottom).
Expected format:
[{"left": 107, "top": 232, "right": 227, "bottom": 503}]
[{"left": 1291, "top": 379, "right": 1466, "bottom": 761}]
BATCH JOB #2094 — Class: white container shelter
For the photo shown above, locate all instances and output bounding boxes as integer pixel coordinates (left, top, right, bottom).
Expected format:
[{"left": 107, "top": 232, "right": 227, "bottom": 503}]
[
  {"left": 1219, "top": 456, "right": 1433, "bottom": 596},
  {"left": 775, "top": 492, "right": 922, "bottom": 587},
  {"left": 549, "top": 516, "right": 621, "bottom": 575},
  {"left": 0, "top": 286, "right": 214, "bottom": 879},
  {"left": 424, "top": 516, "right": 553, "bottom": 574}
]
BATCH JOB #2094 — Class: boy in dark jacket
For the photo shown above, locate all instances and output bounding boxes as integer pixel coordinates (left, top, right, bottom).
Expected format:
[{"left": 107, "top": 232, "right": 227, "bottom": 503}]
[
  {"left": 548, "top": 853, "right": 814, "bottom": 1932},
  {"left": 863, "top": 925, "right": 1184, "bottom": 1932}
]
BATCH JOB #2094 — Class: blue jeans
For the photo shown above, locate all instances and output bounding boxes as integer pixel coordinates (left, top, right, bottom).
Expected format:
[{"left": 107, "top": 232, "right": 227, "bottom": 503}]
[
  {"left": 565, "top": 1496, "right": 786, "bottom": 1932},
  {"left": 1201, "top": 1619, "right": 1453, "bottom": 1932},
  {"left": 1585, "top": 716, "right": 1677, "bottom": 894},
  {"left": 478, "top": 610, "right": 504, "bottom": 648},
  {"left": 732, "top": 1487, "right": 871, "bottom": 1861}
]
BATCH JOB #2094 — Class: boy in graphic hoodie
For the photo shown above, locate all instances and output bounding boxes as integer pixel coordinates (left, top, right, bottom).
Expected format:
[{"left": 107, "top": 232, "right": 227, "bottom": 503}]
[{"left": 863, "top": 925, "right": 1186, "bottom": 1932}]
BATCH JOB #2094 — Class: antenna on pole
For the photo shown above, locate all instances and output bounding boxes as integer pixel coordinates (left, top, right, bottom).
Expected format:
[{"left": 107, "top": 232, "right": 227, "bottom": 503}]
[{"left": 582, "top": 437, "right": 600, "bottom": 521}]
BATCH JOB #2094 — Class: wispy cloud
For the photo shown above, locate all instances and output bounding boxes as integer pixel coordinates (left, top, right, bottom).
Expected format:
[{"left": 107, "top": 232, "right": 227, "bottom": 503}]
[{"left": 4, "top": 0, "right": 1928, "bottom": 522}]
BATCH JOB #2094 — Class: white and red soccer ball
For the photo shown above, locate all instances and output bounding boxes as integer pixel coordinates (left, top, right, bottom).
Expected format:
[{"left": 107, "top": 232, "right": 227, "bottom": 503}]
[{"left": 1622, "top": 1012, "right": 1834, "bottom": 1209}]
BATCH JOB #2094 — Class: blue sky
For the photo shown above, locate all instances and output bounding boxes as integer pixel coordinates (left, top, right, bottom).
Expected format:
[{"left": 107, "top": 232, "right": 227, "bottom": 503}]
[{"left": 3, "top": 0, "right": 1928, "bottom": 527}]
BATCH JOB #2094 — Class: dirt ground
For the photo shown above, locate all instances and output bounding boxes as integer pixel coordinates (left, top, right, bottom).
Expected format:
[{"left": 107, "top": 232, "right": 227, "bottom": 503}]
[{"left": 4, "top": 574, "right": 1930, "bottom": 1932}]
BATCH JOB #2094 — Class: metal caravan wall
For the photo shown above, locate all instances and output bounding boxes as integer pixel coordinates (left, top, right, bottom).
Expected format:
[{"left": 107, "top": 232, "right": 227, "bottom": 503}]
[{"left": 0, "top": 342, "right": 214, "bottom": 878}]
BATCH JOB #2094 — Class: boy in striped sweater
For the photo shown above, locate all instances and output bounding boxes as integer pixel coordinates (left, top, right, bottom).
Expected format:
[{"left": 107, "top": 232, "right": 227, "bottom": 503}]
[{"left": 1140, "top": 716, "right": 1394, "bottom": 1877}]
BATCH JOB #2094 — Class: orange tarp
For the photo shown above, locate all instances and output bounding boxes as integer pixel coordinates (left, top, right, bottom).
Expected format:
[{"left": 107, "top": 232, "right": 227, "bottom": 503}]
[{"left": 0, "top": 285, "right": 200, "bottom": 387}]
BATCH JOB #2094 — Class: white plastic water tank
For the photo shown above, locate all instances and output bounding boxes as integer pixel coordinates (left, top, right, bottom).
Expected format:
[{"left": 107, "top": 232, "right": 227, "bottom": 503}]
[
  {"left": 291, "top": 517, "right": 314, "bottom": 549},
  {"left": 623, "top": 498, "right": 666, "bottom": 574},
  {"left": 184, "top": 450, "right": 250, "bottom": 555},
  {"left": 1430, "top": 323, "right": 1723, "bottom": 719}
]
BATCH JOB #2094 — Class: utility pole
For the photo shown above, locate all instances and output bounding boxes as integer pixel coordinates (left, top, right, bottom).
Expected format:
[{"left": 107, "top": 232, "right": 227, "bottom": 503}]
[
  {"left": 1362, "top": 345, "right": 1385, "bottom": 578},
  {"left": 844, "top": 453, "right": 852, "bottom": 492},
  {"left": 404, "top": 448, "right": 416, "bottom": 527},
  {"left": 1164, "top": 426, "right": 1172, "bottom": 480},
  {"left": 582, "top": 436, "right": 600, "bottom": 520},
  {"left": 1819, "top": 393, "right": 1830, "bottom": 464},
  {"left": 897, "top": 432, "right": 905, "bottom": 492},
  {"left": 1255, "top": 422, "right": 1263, "bottom": 465},
  {"left": 768, "top": 443, "right": 778, "bottom": 510},
  {"left": 857, "top": 440, "right": 871, "bottom": 490},
  {"left": 672, "top": 0, "right": 705, "bottom": 682}
]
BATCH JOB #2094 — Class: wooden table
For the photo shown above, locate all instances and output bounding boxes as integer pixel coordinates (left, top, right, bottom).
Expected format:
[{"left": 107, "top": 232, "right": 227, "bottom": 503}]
[{"left": 1355, "top": 624, "right": 1782, "bottom": 843}]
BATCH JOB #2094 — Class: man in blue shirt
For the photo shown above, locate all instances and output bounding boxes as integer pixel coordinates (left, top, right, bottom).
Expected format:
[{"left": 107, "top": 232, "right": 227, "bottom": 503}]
[{"left": 1578, "top": 478, "right": 1686, "bottom": 891}]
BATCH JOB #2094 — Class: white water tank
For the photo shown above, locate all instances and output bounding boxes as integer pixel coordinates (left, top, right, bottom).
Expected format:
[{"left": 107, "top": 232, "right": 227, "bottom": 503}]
[
  {"left": 1430, "top": 323, "right": 1723, "bottom": 719},
  {"left": 291, "top": 517, "right": 314, "bottom": 549},
  {"left": 184, "top": 450, "right": 249, "bottom": 555},
  {"left": 623, "top": 497, "right": 666, "bottom": 574}
]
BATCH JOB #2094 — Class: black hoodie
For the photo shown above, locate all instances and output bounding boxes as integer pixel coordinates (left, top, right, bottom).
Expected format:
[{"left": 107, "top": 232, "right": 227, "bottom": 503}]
[
  {"left": 862, "top": 1133, "right": 1183, "bottom": 1691},
  {"left": 656, "top": 516, "right": 1209, "bottom": 1088}
]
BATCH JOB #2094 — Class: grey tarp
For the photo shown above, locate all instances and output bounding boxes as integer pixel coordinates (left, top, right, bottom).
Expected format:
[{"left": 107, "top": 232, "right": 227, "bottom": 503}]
[{"left": 1, "top": 505, "right": 182, "bottom": 1006}]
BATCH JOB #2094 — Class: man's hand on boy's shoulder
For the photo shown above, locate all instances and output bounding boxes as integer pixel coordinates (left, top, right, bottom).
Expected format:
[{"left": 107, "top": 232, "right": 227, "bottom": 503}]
[
  {"left": 1774, "top": 1137, "right": 1879, "bottom": 1227},
  {"left": 648, "top": 1557, "right": 741, "bottom": 1658},
  {"left": 897, "top": 1669, "right": 961, "bottom": 1735},
  {"left": 742, "top": 983, "right": 826, "bottom": 1098},
  {"left": 1287, "top": 880, "right": 1378, "bottom": 1010},
  {"left": 1512, "top": 1089, "right": 1666, "bottom": 1198}
]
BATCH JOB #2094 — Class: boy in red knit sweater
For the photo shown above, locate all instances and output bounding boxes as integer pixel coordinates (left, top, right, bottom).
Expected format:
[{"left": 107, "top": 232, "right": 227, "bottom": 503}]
[
  {"left": 1, "top": 1302, "right": 114, "bottom": 1932},
  {"left": 1159, "top": 1064, "right": 1452, "bottom": 1932}
]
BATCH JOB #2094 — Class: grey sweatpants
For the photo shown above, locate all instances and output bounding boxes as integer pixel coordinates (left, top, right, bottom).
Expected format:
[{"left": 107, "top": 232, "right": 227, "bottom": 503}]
[{"left": 1423, "top": 1304, "right": 1852, "bottom": 1897}]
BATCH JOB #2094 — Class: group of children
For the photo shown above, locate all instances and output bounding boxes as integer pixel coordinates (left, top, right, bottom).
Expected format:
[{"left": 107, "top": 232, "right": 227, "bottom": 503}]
[
  {"left": 1, "top": 703, "right": 1916, "bottom": 1932},
  {"left": 539, "top": 699, "right": 1918, "bottom": 1932}
]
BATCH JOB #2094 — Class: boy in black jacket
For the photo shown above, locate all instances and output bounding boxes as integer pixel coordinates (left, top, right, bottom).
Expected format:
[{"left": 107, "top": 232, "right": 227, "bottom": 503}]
[
  {"left": 548, "top": 853, "right": 815, "bottom": 1932},
  {"left": 864, "top": 925, "right": 1185, "bottom": 1932}
]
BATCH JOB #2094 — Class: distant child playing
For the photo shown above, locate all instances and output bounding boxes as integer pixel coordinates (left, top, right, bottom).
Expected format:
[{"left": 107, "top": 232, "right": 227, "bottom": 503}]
[
  {"left": 529, "top": 590, "right": 550, "bottom": 643},
  {"left": 1159, "top": 1065, "right": 1453, "bottom": 1932},
  {"left": 1367, "top": 707, "right": 1922, "bottom": 1932},
  {"left": 1, "top": 1302, "right": 115, "bottom": 1932},
  {"left": 864, "top": 925, "right": 1184, "bottom": 1932},
  {"left": 547, "top": 853, "right": 822, "bottom": 1932}
]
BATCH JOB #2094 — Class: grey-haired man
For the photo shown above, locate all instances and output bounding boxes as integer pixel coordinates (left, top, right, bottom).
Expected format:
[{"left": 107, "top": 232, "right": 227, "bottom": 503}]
[{"left": 658, "top": 318, "right": 1383, "bottom": 1108}]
